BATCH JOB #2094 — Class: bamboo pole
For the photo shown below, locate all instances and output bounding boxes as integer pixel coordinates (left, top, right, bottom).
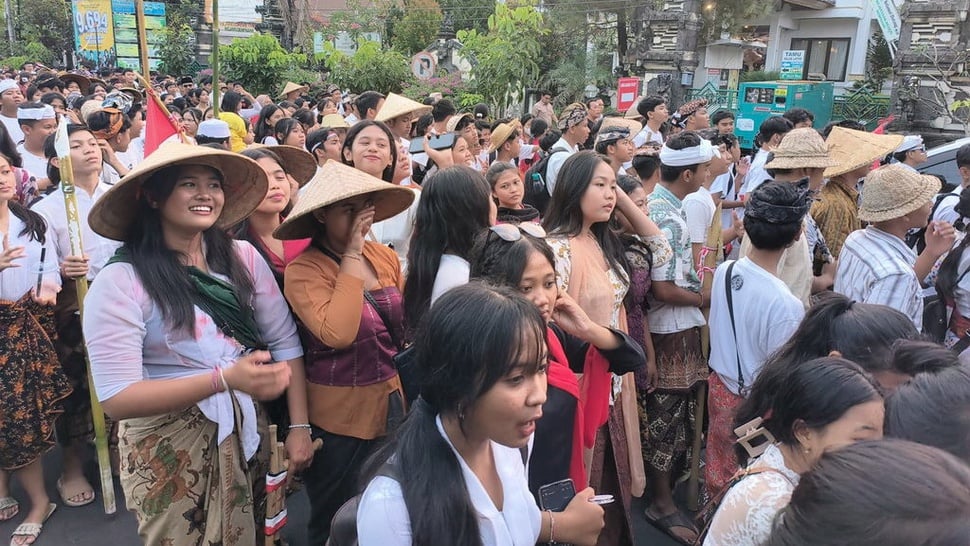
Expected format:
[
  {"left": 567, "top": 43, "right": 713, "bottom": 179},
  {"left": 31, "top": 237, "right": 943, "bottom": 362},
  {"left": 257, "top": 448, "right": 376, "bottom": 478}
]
[
  {"left": 53, "top": 117, "right": 116, "bottom": 515},
  {"left": 135, "top": 0, "right": 151, "bottom": 81},
  {"left": 136, "top": 74, "right": 190, "bottom": 145},
  {"left": 211, "top": 0, "right": 220, "bottom": 117}
]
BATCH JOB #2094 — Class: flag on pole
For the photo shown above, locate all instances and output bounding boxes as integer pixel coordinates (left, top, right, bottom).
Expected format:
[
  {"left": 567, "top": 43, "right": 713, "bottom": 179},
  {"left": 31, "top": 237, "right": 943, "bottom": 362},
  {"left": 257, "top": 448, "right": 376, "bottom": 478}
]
[{"left": 144, "top": 95, "right": 181, "bottom": 156}]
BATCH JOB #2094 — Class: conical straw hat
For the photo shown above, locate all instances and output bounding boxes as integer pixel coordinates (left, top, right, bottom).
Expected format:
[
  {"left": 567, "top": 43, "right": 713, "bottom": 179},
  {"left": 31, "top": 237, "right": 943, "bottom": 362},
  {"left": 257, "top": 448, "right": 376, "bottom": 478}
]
[
  {"left": 376, "top": 93, "right": 432, "bottom": 122},
  {"left": 88, "top": 143, "right": 268, "bottom": 241},
  {"left": 859, "top": 164, "right": 941, "bottom": 223},
  {"left": 249, "top": 144, "right": 317, "bottom": 187},
  {"left": 765, "top": 127, "right": 838, "bottom": 170},
  {"left": 273, "top": 160, "right": 415, "bottom": 240},
  {"left": 624, "top": 97, "right": 645, "bottom": 120},
  {"left": 278, "top": 81, "right": 309, "bottom": 99},
  {"left": 599, "top": 117, "right": 642, "bottom": 135},
  {"left": 824, "top": 127, "right": 903, "bottom": 178},
  {"left": 58, "top": 72, "right": 91, "bottom": 92}
]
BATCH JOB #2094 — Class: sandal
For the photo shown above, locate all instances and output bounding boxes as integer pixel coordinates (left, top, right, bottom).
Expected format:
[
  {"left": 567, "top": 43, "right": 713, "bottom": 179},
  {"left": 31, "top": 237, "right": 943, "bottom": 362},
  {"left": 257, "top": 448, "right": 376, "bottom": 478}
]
[
  {"left": 0, "top": 497, "right": 18, "bottom": 522},
  {"left": 56, "top": 477, "right": 95, "bottom": 508},
  {"left": 9, "top": 503, "right": 55, "bottom": 546},
  {"left": 644, "top": 507, "right": 699, "bottom": 545}
]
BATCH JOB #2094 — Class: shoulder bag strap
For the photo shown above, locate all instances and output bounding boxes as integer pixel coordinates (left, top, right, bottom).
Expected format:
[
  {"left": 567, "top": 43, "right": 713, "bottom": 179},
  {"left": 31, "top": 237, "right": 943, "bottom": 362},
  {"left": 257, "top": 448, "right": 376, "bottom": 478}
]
[{"left": 724, "top": 260, "right": 746, "bottom": 393}]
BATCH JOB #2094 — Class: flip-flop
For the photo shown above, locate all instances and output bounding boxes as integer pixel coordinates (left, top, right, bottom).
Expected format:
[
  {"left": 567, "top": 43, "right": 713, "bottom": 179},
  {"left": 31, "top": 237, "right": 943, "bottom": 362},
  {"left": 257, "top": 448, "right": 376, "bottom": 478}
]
[
  {"left": 644, "top": 507, "right": 699, "bottom": 545},
  {"left": 56, "top": 477, "right": 95, "bottom": 508},
  {"left": 0, "top": 497, "right": 18, "bottom": 522},
  {"left": 8, "top": 503, "right": 55, "bottom": 546}
]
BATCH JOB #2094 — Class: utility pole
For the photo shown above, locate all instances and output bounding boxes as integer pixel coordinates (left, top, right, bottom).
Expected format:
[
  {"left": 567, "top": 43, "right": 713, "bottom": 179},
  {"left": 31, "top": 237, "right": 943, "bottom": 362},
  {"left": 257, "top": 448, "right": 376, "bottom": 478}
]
[
  {"left": 3, "top": 0, "right": 15, "bottom": 55},
  {"left": 136, "top": 0, "right": 151, "bottom": 80}
]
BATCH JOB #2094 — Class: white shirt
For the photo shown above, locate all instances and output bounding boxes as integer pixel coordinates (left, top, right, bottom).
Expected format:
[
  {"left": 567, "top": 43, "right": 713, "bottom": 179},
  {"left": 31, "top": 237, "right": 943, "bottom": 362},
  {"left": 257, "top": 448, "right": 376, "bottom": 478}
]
[
  {"left": 683, "top": 186, "right": 716, "bottom": 245},
  {"left": 16, "top": 143, "right": 48, "bottom": 181},
  {"left": 710, "top": 165, "right": 739, "bottom": 230},
  {"left": 0, "top": 213, "right": 60, "bottom": 300},
  {"left": 1, "top": 114, "right": 23, "bottom": 144},
  {"left": 632, "top": 125, "right": 664, "bottom": 148},
  {"left": 544, "top": 138, "right": 578, "bottom": 195},
  {"left": 430, "top": 254, "right": 469, "bottom": 305},
  {"left": 739, "top": 149, "right": 771, "bottom": 196},
  {"left": 951, "top": 247, "right": 970, "bottom": 319},
  {"left": 370, "top": 188, "right": 420, "bottom": 272},
  {"left": 82, "top": 241, "right": 303, "bottom": 460},
  {"left": 357, "top": 415, "right": 542, "bottom": 546},
  {"left": 835, "top": 226, "right": 923, "bottom": 330},
  {"left": 709, "top": 258, "right": 804, "bottom": 395},
  {"left": 932, "top": 190, "right": 963, "bottom": 226},
  {"left": 31, "top": 182, "right": 122, "bottom": 281}
]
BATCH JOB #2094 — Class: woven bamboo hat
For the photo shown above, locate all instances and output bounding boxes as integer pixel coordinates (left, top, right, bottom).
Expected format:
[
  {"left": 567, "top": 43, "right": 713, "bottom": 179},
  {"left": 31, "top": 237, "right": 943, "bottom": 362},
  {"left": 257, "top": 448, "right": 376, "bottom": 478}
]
[
  {"left": 765, "top": 127, "right": 838, "bottom": 170},
  {"left": 488, "top": 119, "right": 522, "bottom": 153},
  {"left": 446, "top": 112, "right": 475, "bottom": 133},
  {"left": 376, "top": 93, "right": 432, "bottom": 123},
  {"left": 599, "top": 117, "right": 643, "bottom": 135},
  {"left": 58, "top": 72, "right": 91, "bottom": 93},
  {"left": 273, "top": 160, "right": 415, "bottom": 240},
  {"left": 88, "top": 143, "right": 268, "bottom": 241},
  {"left": 319, "top": 113, "right": 350, "bottom": 129},
  {"left": 624, "top": 97, "right": 645, "bottom": 120},
  {"left": 858, "top": 164, "right": 941, "bottom": 223},
  {"left": 824, "top": 127, "right": 903, "bottom": 178},
  {"left": 278, "top": 81, "right": 309, "bottom": 99},
  {"left": 248, "top": 144, "right": 317, "bottom": 187}
]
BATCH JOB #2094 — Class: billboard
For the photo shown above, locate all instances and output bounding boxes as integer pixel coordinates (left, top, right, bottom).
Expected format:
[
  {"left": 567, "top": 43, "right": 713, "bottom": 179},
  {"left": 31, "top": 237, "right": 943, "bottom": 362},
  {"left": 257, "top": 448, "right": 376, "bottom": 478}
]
[
  {"left": 112, "top": 0, "right": 166, "bottom": 72},
  {"left": 72, "top": 0, "right": 116, "bottom": 68}
]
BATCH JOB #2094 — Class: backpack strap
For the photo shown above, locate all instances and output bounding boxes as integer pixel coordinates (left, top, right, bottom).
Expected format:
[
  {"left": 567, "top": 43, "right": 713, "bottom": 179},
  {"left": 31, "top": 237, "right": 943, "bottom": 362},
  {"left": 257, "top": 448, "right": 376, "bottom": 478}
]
[{"left": 723, "top": 260, "right": 745, "bottom": 393}]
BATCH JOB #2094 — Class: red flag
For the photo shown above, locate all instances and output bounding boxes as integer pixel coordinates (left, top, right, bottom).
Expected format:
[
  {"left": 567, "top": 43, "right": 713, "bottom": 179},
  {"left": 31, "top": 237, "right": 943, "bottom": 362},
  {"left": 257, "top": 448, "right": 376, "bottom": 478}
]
[{"left": 144, "top": 96, "right": 181, "bottom": 156}]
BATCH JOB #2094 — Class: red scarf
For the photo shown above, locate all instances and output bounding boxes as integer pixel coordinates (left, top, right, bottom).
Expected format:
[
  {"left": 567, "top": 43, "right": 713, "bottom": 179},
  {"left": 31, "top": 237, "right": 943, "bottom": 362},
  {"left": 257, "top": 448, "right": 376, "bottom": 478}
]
[{"left": 545, "top": 328, "right": 589, "bottom": 489}]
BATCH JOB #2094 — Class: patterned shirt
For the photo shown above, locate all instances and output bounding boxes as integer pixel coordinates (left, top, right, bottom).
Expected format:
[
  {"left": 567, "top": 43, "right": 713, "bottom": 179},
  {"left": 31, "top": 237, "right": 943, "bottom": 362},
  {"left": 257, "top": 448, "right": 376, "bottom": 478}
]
[
  {"left": 811, "top": 180, "right": 860, "bottom": 259},
  {"left": 646, "top": 184, "right": 706, "bottom": 334},
  {"left": 834, "top": 226, "right": 923, "bottom": 330}
]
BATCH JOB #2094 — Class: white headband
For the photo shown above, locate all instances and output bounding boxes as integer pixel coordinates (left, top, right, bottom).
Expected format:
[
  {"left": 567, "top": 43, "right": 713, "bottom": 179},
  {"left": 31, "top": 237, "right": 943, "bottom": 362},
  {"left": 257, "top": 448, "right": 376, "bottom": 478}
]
[
  {"left": 17, "top": 104, "right": 55, "bottom": 121},
  {"left": 0, "top": 79, "right": 19, "bottom": 96},
  {"left": 659, "top": 139, "right": 717, "bottom": 167}
]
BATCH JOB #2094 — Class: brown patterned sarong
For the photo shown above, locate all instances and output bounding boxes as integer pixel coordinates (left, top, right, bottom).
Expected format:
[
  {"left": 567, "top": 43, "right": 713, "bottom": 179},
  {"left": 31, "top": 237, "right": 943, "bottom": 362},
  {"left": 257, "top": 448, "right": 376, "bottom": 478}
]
[
  {"left": 0, "top": 294, "right": 72, "bottom": 470},
  {"left": 119, "top": 397, "right": 269, "bottom": 546},
  {"left": 653, "top": 327, "right": 708, "bottom": 392}
]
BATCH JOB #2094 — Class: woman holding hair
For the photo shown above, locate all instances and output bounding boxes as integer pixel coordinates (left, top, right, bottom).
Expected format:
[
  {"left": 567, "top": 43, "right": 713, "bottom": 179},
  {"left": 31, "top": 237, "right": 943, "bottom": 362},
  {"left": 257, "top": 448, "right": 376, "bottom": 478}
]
[
  {"left": 82, "top": 144, "right": 309, "bottom": 544},
  {"left": 274, "top": 161, "right": 415, "bottom": 545},
  {"left": 274, "top": 118, "right": 307, "bottom": 150},
  {"left": 469, "top": 226, "right": 646, "bottom": 498},
  {"left": 0, "top": 152, "right": 69, "bottom": 546},
  {"left": 255, "top": 104, "right": 287, "bottom": 145},
  {"left": 357, "top": 283, "right": 606, "bottom": 546},
  {"left": 403, "top": 166, "right": 495, "bottom": 326},
  {"left": 542, "top": 150, "right": 668, "bottom": 544},
  {"left": 703, "top": 356, "right": 883, "bottom": 546}
]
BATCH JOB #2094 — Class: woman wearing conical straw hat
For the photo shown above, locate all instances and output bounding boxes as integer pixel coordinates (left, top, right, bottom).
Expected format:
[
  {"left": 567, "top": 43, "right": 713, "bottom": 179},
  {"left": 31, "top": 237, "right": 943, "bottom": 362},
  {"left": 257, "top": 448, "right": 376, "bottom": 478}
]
[
  {"left": 275, "top": 160, "right": 414, "bottom": 544},
  {"left": 82, "top": 143, "right": 308, "bottom": 544}
]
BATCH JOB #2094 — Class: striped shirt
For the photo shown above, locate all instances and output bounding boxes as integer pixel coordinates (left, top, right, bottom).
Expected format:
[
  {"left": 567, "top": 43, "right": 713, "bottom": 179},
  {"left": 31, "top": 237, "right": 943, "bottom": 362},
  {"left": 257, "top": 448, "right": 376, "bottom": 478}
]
[{"left": 834, "top": 226, "right": 923, "bottom": 330}]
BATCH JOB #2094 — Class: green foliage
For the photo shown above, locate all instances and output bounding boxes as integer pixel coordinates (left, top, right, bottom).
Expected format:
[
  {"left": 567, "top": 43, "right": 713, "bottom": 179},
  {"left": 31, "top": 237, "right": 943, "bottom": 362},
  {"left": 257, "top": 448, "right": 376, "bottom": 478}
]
[
  {"left": 13, "top": 0, "right": 73, "bottom": 62},
  {"left": 457, "top": 1, "right": 546, "bottom": 114},
  {"left": 320, "top": 39, "right": 412, "bottom": 94},
  {"left": 853, "top": 30, "right": 893, "bottom": 92},
  {"left": 401, "top": 71, "right": 481, "bottom": 106},
  {"left": 325, "top": 0, "right": 388, "bottom": 45},
  {"left": 392, "top": 0, "right": 443, "bottom": 55},
  {"left": 740, "top": 70, "right": 780, "bottom": 82},
  {"left": 700, "top": 0, "right": 775, "bottom": 41},
  {"left": 221, "top": 33, "right": 307, "bottom": 95},
  {"left": 540, "top": 45, "right": 613, "bottom": 106},
  {"left": 439, "top": 0, "right": 494, "bottom": 33},
  {"left": 156, "top": 19, "right": 195, "bottom": 77}
]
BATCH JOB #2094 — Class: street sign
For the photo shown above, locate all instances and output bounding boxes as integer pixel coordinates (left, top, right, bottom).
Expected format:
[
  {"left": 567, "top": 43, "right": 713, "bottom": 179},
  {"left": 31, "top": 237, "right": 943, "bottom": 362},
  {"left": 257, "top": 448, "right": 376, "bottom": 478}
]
[
  {"left": 616, "top": 77, "right": 640, "bottom": 112},
  {"left": 411, "top": 52, "right": 436, "bottom": 81},
  {"left": 780, "top": 50, "right": 805, "bottom": 81}
]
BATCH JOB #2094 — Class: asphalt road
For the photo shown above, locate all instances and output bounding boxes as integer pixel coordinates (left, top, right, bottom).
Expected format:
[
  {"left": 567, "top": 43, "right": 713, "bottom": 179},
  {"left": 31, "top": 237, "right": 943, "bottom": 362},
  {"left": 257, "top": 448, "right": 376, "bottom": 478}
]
[{"left": 1, "top": 446, "right": 681, "bottom": 545}]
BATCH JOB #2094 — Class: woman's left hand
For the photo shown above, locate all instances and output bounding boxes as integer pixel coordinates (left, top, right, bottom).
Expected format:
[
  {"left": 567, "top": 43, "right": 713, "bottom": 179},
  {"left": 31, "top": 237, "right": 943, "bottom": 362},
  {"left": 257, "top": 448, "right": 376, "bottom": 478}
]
[
  {"left": 31, "top": 281, "right": 59, "bottom": 306},
  {"left": 285, "top": 428, "right": 315, "bottom": 475}
]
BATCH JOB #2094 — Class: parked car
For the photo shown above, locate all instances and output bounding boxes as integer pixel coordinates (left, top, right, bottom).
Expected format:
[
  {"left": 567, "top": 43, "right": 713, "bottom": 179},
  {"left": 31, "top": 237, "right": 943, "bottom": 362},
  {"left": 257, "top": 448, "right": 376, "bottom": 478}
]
[{"left": 920, "top": 136, "right": 970, "bottom": 189}]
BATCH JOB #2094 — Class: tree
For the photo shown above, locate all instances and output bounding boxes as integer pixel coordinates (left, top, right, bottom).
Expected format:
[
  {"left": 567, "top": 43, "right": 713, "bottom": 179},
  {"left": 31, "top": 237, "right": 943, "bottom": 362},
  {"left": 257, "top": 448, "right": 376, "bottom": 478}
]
[
  {"left": 391, "top": 0, "right": 443, "bottom": 55},
  {"left": 156, "top": 13, "right": 195, "bottom": 77},
  {"left": 321, "top": 39, "right": 413, "bottom": 93},
  {"left": 221, "top": 33, "right": 307, "bottom": 95},
  {"left": 439, "top": 0, "right": 494, "bottom": 33},
  {"left": 457, "top": 1, "right": 546, "bottom": 114},
  {"left": 4, "top": 0, "right": 72, "bottom": 63}
]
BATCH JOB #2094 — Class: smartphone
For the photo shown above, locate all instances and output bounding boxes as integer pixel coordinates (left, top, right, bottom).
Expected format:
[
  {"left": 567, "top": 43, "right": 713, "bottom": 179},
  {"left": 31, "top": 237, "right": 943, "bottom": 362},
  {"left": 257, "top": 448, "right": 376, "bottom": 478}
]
[
  {"left": 538, "top": 479, "right": 576, "bottom": 512},
  {"left": 408, "top": 132, "right": 457, "bottom": 154}
]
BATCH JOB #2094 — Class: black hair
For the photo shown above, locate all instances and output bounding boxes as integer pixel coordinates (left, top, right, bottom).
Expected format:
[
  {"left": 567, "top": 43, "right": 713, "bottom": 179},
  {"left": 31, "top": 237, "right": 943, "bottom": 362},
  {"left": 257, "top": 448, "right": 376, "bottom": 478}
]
[
  {"left": 414, "top": 112, "right": 433, "bottom": 137},
  {"left": 754, "top": 116, "right": 793, "bottom": 149},
  {"left": 0, "top": 119, "right": 22, "bottom": 169},
  {"left": 636, "top": 95, "right": 666, "bottom": 119},
  {"left": 631, "top": 154, "right": 661, "bottom": 181},
  {"left": 220, "top": 91, "right": 243, "bottom": 113},
  {"left": 935, "top": 186, "right": 970, "bottom": 302},
  {"left": 822, "top": 119, "right": 865, "bottom": 138},
  {"left": 86, "top": 109, "right": 132, "bottom": 137},
  {"left": 710, "top": 132, "right": 738, "bottom": 151},
  {"left": 616, "top": 174, "right": 642, "bottom": 196},
  {"left": 305, "top": 127, "right": 338, "bottom": 159},
  {"left": 733, "top": 356, "right": 882, "bottom": 465},
  {"left": 538, "top": 129, "right": 561, "bottom": 152},
  {"left": 361, "top": 282, "right": 547, "bottom": 546},
  {"left": 542, "top": 150, "right": 630, "bottom": 283},
  {"left": 185, "top": 87, "right": 204, "bottom": 105},
  {"left": 44, "top": 124, "right": 91, "bottom": 183},
  {"left": 764, "top": 292, "right": 919, "bottom": 377},
  {"left": 470, "top": 230, "right": 556, "bottom": 291},
  {"left": 519, "top": 113, "right": 534, "bottom": 126},
  {"left": 767, "top": 439, "right": 970, "bottom": 546},
  {"left": 340, "top": 119, "right": 398, "bottom": 182},
  {"left": 355, "top": 91, "right": 385, "bottom": 118},
  {"left": 273, "top": 118, "right": 303, "bottom": 146},
  {"left": 742, "top": 181, "right": 805, "bottom": 250},
  {"left": 888, "top": 339, "right": 960, "bottom": 377},
  {"left": 473, "top": 102, "right": 489, "bottom": 120},
  {"left": 710, "top": 110, "right": 735, "bottom": 126},
  {"left": 195, "top": 135, "right": 229, "bottom": 146},
  {"left": 485, "top": 161, "right": 519, "bottom": 191},
  {"left": 292, "top": 108, "right": 315, "bottom": 130},
  {"left": 39, "top": 92, "right": 66, "bottom": 109},
  {"left": 232, "top": 148, "right": 289, "bottom": 287},
  {"left": 255, "top": 104, "right": 283, "bottom": 143},
  {"left": 0, "top": 152, "right": 46, "bottom": 242},
  {"left": 957, "top": 142, "right": 970, "bottom": 169},
  {"left": 782, "top": 107, "right": 814, "bottom": 126},
  {"left": 885, "top": 365, "right": 970, "bottom": 463},
  {"left": 431, "top": 98, "right": 456, "bottom": 123},
  {"left": 277, "top": 100, "right": 296, "bottom": 111},
  {"left": 659, "top": 131, "right": 704, "bottom": 182},
  {"left": 182, "top": 107, "right": 203, "bottom": 125},
  {"left": 403, "top": 166, "right": 493, "bottom": 328},
  {"left": 530, "top": 118, "right": 549, "bottom": 139}
]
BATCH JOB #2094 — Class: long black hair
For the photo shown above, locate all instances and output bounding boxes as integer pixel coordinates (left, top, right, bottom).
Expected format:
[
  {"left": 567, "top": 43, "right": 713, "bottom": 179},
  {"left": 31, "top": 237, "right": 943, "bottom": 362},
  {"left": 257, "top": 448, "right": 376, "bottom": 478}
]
[
  {"left": 273, "top": 118, "right": 303, "bottom": 146},
  {"left": 542, "top": 150, "right": 629, "bottom": 283},
  {"left": 885, "top": 365, "right": 970, "bottom": 464},
  {"left": 0, "top": 152, "right": 45, "bottom": 242},
  {"left": 340, "top": 119, "right": 398, "bottom": 182},
  {"left": 767, "top": 439, "right": 970, "bottom": 545},
  {"left": 360, "top": 282, "right": 547, "bottom": 546},
  {"left": 0, "top": 120, "right": 22, "bottom": 168},
  {"left": 469, "top": 229, "right": 556, "bottom": 289},
  {"left": 220, "top": 91, "right": 243, "bottom": 113},
  {"left": 255, "top": 104, "right": 283, "bottom": 143},
  {"left": 403, "top": 166, "right": 492, "bottom": 328},
  {"left": 733, "top": 356, "right": 882, "bottom": 465},
  {"left": 125, "top": 165, "right": 255, "bottom": 332}
]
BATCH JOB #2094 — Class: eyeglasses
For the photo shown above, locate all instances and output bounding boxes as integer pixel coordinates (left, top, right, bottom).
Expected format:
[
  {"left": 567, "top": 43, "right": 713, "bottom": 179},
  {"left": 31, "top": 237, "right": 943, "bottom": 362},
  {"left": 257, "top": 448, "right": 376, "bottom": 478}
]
[{"left": 489, "top": 222, "right": 546, "bottom": 242}]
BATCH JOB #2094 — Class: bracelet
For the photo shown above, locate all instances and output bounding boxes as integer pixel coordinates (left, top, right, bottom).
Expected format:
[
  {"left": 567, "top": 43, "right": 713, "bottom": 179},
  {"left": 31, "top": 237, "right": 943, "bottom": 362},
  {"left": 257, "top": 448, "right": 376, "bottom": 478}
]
[
  {"left": 218, "top": 367, "right": 231, "bottom": 393},
  {"left": 288, "top": 424, "right": 312, "bottom": 431},
  {"left": 210, "top": 368, "right": 223, "bottom": 393},
  {"left": 697, "top": 291, "right": 704, "bottom": 308},
  {"left": 546, "top": 509, "right": 556, "bottom": 543}
]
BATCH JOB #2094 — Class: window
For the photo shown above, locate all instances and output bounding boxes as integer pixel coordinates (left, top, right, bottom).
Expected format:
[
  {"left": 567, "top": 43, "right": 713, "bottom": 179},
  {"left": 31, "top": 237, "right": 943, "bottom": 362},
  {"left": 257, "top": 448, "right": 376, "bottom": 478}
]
[{"left": 790, "top": 38, "right": 850, "bottom": 81}]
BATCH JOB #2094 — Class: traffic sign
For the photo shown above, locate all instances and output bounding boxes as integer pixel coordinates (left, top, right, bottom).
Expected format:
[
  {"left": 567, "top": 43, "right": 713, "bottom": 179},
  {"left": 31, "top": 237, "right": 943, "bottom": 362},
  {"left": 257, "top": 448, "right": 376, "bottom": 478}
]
[{"left": 411, "top": 52, "right": 437, "bottom": 81}]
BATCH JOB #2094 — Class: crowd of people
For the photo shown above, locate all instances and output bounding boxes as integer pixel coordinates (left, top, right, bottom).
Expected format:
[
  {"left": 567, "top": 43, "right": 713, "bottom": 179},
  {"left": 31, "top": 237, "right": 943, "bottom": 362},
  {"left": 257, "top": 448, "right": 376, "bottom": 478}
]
[{"left": 0, "top": 60, "right": 969, "bottom": 546}]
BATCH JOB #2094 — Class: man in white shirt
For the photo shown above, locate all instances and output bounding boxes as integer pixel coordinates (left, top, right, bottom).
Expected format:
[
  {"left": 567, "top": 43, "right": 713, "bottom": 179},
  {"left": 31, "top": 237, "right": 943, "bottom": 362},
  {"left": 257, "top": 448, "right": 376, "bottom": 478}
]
[
  {"left": 545, "top": 102, "right": 589, "bottom": 195},
  {"left": 739, "top": 116, "right": 793, "bottom": 197},
  {"left": 891, "top": 134, "right": 927, "bottom": 172},
  {"left": 706, "top": 181, "right": 807, "bottom": 493},
  {"left": 931, "top": 143, "right": 970, "bottom": 225},
  {"left": 592, "top": 119, "right": 636, "bottom": 173},
  {"left": 632, "top": 95, "right": 667, "bottom": 148},
  {"left": 0, "top": 79, "right": 26, "bottom": 144},
  {"left": 15, "top": 102, "right": 57, "bottom": 190}
]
